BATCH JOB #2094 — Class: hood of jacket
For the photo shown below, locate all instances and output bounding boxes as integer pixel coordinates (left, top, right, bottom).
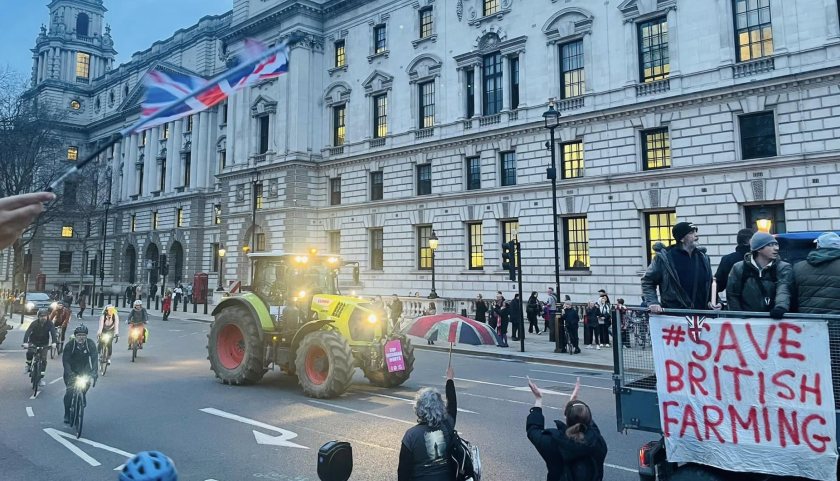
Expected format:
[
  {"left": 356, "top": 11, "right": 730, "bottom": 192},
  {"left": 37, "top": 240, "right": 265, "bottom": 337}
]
[
  {"left": 807, "top": 248, "right": 840, "bottom": 266},
  {"left": 741, "top": 252, "right": 780, "bottom": 275}
]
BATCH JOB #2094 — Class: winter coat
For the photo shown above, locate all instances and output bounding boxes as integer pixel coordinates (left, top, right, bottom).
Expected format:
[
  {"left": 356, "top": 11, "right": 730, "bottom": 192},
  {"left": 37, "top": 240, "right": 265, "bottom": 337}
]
[
  {"left": 474, "top": 299, "right": 487, "bottom": 322},
  {"left": 509, "top": 298, "right": 523, "bottom": 323},
  {"left": 526, "top": 407, "right": 608, "bottom": 481},
  {"left": 715, "top": 245, "right": 751, "bottom": 292},
  {"left": 561, "top": 307, "right": 580, "bottom": 329},
  {"left": 398, "top": 380, "right": 457, "bottom": 481},
  {"left": 390, "top": 299, "right": 404, "bottom": 320},
  {"left": 526, "top": 296, "right": 540, "bottom": 320},
  {"left": 162, "top": 296, "right": 172, "bottom": 312},
  {"left": 62, "top": 338, "right": 98, "bottom": 381},
  {"left": 726, "top": 254, "right": 793, "bottom": 313},
  {"left": 24, "top": 319, "right": 57, "bottom": 346},
  {"left": 794, "top": 248, "right": 840, "bottom": 314},
  {"left": 641, "top": 243, "right": 713, "bottom": 310}
]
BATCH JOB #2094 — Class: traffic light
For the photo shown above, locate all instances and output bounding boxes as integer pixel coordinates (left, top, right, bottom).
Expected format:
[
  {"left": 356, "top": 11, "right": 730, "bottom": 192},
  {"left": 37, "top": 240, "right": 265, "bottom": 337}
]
[
  {"left": 502, "top": 241, "right": 517, "bottom": 281},
  {"left": 159, "top": 254, "right": 169, "bottom": 277}
]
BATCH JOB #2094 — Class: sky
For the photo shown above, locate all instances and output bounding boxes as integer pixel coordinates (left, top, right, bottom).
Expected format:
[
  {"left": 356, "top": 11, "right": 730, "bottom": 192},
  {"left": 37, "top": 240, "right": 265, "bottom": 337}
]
[{"left": 0, "top": 0, "right": 232, "bottom": 76}]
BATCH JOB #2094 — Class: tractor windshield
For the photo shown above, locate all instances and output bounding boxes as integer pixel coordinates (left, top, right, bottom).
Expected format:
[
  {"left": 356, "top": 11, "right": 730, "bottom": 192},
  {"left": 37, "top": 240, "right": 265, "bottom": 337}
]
[{"left": 251, "top": 256, "right": 340, "bottom": 306}]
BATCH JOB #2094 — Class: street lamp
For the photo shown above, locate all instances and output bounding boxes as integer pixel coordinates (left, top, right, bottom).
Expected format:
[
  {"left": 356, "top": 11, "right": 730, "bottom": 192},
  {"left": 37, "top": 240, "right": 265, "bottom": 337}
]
[
  {"left": 542, "top": 100, "right": 563, "bottom": 353},
  {"left": 97, "top": 166, "right": 113, "bottom": 311},
  {"left": 428, "top": 230, "right": 439, "bottom": 299},
  {"left": 756, "top": 207, "right": 772, "bottom": 233},
  {"left": 216, "top": 244, "right": 226, "bottom": 291}
]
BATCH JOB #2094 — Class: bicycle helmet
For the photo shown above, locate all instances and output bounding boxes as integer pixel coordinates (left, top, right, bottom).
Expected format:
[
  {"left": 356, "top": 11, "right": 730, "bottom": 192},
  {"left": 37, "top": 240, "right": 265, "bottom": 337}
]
[
  {"left": 120, "top": 451, "right": 177, "bottom": 481},
  {"left": 133, "top": 300, "right": 143, "bottom": 307},
  {"left": 73, "top": 324, "right": 89, "bottom": 335}
]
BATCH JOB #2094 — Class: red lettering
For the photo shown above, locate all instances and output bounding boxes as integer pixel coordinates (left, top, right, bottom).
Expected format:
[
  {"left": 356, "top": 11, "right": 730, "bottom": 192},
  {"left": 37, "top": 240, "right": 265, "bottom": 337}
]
[
  {"left": 800, "top": 373, "right": 823, "bottom": 406},
  {"left": 761, "top": 406, "right": 772, "bottom": 442},
  {"left": 746, "top": 322, "right": 776, "bottom": 361},
  {"left": 665, "top": 360, "right": 684, "bottom": 393},
  {"left": 714, "top": 322, "right": 748, "bottom": 368},
  {"left": 772, "top": 370, "right": 796, "bottom": 400},
  {"left": 723, "top": 365, "right": 753, "bottom": 402},
  {"left": 687, "top": 362, "right": 708, "bottom": 396},
  {"left": 702, "top": 405, "right": 725, "bottom": 443},
  {"left": 691, "top": 334, "right": 712, "bottom": 361},
  {"left": 802, "top": 414, "right": 830, "bottom": 454},
  {"left": 728, "top": 405, "right": 760, "bottom": 444},
  {"left": 713, "top": 365, "right": 722, "bottom": 401},
  {"left": 758, "top": 371, "right": 766, "bottom": 405},
  {"left": 679, "top": 405, "right": 701, "bottom": 440},
  {"left": 778, "top": 408, "right": 800, "bottom": 448},
  {"left": 662, "top": 401, "right": 680, "bottom": 438},
  {"left": 778, "top": 322, "right": 806, "bottom": 362}
]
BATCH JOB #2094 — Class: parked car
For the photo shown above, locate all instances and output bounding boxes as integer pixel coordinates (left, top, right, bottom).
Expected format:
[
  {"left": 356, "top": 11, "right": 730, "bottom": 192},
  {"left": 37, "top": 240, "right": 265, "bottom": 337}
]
[{"left": 11, "top": 292, "right": 54, "bottom": 315}]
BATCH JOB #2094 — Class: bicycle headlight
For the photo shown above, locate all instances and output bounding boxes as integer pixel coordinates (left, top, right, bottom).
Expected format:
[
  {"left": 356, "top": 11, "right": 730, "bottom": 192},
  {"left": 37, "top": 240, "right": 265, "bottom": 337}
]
[
  {"left": 75, "top": 376, "right": 89, "bottom": 389},
  {"left": 130, "top": 329, "right": 141, "bottom": 339},
  {"left": 101, "top": 333, "right": 112, "bottom": 342},
  {"left": 367, "top": 314, "right": 378, "bottom": 324}
]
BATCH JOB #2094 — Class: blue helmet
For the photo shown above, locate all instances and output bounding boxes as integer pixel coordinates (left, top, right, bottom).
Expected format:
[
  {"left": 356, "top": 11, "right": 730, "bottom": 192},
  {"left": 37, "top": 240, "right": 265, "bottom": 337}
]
[{"left": 120, "top": 451, "right": 177, "bottom": 481}]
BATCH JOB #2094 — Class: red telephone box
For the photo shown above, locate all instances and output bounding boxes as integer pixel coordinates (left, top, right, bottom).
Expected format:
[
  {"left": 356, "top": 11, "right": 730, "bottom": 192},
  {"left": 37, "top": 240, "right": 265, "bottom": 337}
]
[
  {"left": 193, "top": 272, "right": 209, "bottom": 304},
  {"left": 35, "top": 273, "right": 46, "bottom": 292}
]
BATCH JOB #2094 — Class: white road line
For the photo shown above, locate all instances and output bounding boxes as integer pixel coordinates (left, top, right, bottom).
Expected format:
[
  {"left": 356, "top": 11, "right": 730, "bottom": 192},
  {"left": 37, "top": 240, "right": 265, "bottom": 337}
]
[
  {"left": 606, "top": 463, "right": 638, "bottom": 473},
  {"left": 509, "top": 386, "right": 569, "bottom": 396},
  {"left": 200, "top": 407, "right": 307, "bottom": 449},
  {"left": 29, "top": 391, "right": 40, "bottom": 400},
  {"left": 26, "top": 407, "right": 34, "bottom": 417},
  {"left": 309, "top": 400, "right": 414, "bottom": 425},
  {"left": 525, "top": 361, "right": 611, "bottom": 372},
  {"left": 453, "top": 377, "right": 518, "bottom": 388},
  {"left": 529, "top": 369, "right": 613, "bottom": 382},
  {"left": 509, "top": 375, "right": 612, "bottom": 391},
  {"left": 44, "top": 428, "right": 100, "bottom": 466},
  {"left": 457, "top": 391, "right": 562, "bottom": 411},
  {"left": 359, "top": 391, "right": 479, "bottom": 414},
  {"left": 50, "top": 377, "right": 63, "bottom": 385},
  {"left": 45, "top": 428, "right": 133, "bottom": 470}
]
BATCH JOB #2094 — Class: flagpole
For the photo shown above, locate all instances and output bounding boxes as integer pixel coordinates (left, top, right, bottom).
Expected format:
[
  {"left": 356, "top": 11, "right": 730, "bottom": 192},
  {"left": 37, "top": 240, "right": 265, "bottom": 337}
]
[{"left": 47, "top": 134, "right": 121, "bottom": 192}]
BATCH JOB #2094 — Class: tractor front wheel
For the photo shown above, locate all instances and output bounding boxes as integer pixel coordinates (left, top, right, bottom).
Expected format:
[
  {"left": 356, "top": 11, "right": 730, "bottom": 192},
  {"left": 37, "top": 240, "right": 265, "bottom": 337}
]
[
  {"left": 295, "top": 330, "right": 354, "bottom": 398},
  {"left": 363, "top": 338, "right": 415, "bottom": 388},
  {"left": 207, "top": 306, "right": 266, "bottom": 385}
]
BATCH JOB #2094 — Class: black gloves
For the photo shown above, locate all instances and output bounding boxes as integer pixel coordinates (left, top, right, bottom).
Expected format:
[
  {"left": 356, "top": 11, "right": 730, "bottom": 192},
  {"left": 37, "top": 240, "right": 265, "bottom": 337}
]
[{"left": 769, "top": 306, "right": 787, "bottom": 320}]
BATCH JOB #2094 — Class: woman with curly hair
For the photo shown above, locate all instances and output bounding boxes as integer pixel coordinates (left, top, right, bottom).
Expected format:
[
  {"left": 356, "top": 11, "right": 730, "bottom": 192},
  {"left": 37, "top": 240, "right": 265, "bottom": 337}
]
[{"left": 398, "top": 367, "right": 457, "bottom": 480}]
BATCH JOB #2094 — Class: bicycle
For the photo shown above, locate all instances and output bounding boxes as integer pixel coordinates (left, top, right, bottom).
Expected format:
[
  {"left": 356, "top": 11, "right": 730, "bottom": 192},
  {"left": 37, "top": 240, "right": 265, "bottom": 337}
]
[
  {"left": 98, "top": 332, "right": 116, "bottom": 376},
  {"left": 128, "top": 325, "right": 144, "bottom": 362},
  {"left": 629, "top": 312, "right": 651, "bottom": 349},
  {"left": 68, "top": 375, "right": 93, "bottom": 439},
  {"left": 26, "top": 345, "right": 47, "bottom": 396}
]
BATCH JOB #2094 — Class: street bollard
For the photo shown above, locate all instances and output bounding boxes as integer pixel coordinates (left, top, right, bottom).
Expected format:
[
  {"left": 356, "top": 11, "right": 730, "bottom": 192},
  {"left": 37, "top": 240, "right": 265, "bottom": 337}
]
[
  {"left": 203, "top": 300, "right": 208, "bottom": 315},
  {"left": 146, "top": 296, "right": 150, "bottom": 310},
  {"left": 193, "top": 300, "right": 197, "bottom": 314},
  {"left": 155, "top": 296, "right": 160, "bottom": 310},
  {"left": 183, "top": 299, "right": 188, "bottom": 313}
]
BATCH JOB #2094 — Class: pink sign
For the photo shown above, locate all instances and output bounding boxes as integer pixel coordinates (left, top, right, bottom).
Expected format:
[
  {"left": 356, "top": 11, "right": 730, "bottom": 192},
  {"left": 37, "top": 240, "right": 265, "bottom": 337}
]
[{"left": 385, "top": 339, "right": 405, "bottom": 373}]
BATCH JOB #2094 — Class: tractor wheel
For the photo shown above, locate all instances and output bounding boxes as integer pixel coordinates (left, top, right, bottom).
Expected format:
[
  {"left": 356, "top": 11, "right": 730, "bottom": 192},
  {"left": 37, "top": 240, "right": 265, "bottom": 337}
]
[
  {"left": 207, "top": 306, "right": 266, "bottom": 386},
  {"left": 363, "top": 338, "right": 415, "bottom": 388},
  {"left": 295, "top": 330, "right": 354, "bottom": 398}
]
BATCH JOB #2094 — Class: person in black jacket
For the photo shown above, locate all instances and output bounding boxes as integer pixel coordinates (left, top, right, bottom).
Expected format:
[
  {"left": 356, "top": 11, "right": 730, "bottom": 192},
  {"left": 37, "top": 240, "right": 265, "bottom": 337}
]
[
  {"left": 494, "top": 299, "right": 510, "bottom": 347},
  {"left": 474, "top": 294, "right": 487, "bottom": 323},
  {"left": 23, "top": 308, "right": 58, "bottom": 378},
  {"left": 510, "top": 294, "right": 523, "bottom": 342},
  {"left": 527, "top": 377, "right": 608, "bottom": 481},
  {"left": 62, "top": 324, "right": 98, "bottom": 424},
  {"left": 560, "top": 302, "right": 580, "bottom": 354},
  {"left": 526, "top": 292, "right": 542, "bottom": 334},
  {"left": 726, "top": 232, "right": 793, "bottom": 319},
  {"left": 398, "top": 367, "right": 457, "bottom": 481},
  {"left": 715, "top": 228, "right": 754, "bottom": 294}
]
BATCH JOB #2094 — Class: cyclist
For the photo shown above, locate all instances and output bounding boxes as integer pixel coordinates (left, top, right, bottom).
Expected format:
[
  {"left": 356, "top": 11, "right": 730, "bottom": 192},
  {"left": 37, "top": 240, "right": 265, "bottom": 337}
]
[
  {"left": 50, "top": 300, "right": 71, "bottom": 346},
  {"left": 23, "top": 308, "right": 58, "bottom": 382},
  {"left": 120, "top": 451, "right": 178, "bottom": 481},
  {"left": 97, "top": 305, "right": 119, "bottom": 364},
  {"left": 126, "top": 300, "right": 148, "bottom": 349},
  {"left": 62, "top": 324, "right": 98, "bottom": 425}
]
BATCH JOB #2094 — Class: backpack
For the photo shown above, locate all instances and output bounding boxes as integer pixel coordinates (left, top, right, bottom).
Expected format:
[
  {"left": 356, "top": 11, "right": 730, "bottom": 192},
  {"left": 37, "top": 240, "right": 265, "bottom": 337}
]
[{"left": 451, "top": 430, "right": 481, "bottom": 481}]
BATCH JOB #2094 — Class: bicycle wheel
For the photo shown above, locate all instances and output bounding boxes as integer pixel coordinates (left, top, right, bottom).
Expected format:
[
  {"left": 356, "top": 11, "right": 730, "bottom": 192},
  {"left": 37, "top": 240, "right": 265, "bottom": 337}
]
[
  {"left": 31, "top": 358, "right": 42, "bottom": 395},
  {"left": 131, "top": 341, "right": 137, "bottom": 362},
  {"left": 100, "top": 355, "right": 108, "bottom": 376},
  {"left": 74, "top": 391, "right": 84, "bottom": 438},
  {"left": 49, "top": 345, "right": 55, "bottom": 359}
]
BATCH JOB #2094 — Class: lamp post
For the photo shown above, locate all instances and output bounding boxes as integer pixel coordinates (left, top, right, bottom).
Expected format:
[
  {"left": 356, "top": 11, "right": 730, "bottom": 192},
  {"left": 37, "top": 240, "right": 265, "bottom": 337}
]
[
  {"left": 97, "top": 166, "right": 113, "bottom": 311},
  {"left": 216, "top": 244, "right": 226, "bottom": 291},
  {"left": 542, "top": 100, "right": 563, "bottom": 353},
  {"left": 428, "top": 230, "right": 439, "bottom": 299}
]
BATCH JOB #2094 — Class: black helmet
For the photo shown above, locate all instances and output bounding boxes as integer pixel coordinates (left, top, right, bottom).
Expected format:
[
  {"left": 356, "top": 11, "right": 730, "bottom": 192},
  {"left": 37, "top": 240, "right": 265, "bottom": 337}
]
[
  {"left": 36, "top": 308, "right": 49, "bottom": 319},
  {"left": 73, "top": 324, "right": 89, "bottom": 335}
]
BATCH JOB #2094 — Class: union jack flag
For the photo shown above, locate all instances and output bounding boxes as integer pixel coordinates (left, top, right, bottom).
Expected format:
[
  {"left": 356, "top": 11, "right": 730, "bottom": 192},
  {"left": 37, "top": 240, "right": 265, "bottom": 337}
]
[
  {"left": 685, "top": 315, "right": 709, "bottom": 343},
  {"left": 125, "top": 39, "right": 290, "bottom": 135}
]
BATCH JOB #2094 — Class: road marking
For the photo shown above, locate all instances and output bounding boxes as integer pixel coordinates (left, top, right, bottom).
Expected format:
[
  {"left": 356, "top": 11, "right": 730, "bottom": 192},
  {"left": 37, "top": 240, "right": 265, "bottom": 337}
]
[
  {"left": 453, "top": 377, "right": 517, "bottom": 388},
  {"left": 509, "top": 375, "right": 612, "bottom": 391},
  {"left": 29, "top": 391, "right": 40, "bottom": 400},
  {"left": 529, "top": 369, "right": 612, "bottom": 382},
  {"left": 309, "top": 400, "right": 414, "bottom": 425},
  {"left": 356, "top": 390, "right": 479, "bottom": 414},
  {"left": 26, "top": 407, "right": 34, "bottom": 417},
  {"left": 509, "top": 386, "right": 569, "bottom": 396},
  {"left": 606, "top": 463, "right": 637, "bottom": 473},
  {"left": 50, "top": 377, "right": 63, "bottom": 385},
  {"left": 457, "top": 391, "right": 562, "bottom": 411},
  {"left": 44, "top": 428, "right": 100, "bottom": 466},
  {"left": 166, "top": 329, "right": 183, "bottom": 332},
  {"left": 200, "top": 407, "right": 307, "bottom": 449},
  {"left": 0, "top": 349, "right": 28, "bottom": 353},
  {"left": 525, "top": 361, "right": 611, "bottom": 372}
]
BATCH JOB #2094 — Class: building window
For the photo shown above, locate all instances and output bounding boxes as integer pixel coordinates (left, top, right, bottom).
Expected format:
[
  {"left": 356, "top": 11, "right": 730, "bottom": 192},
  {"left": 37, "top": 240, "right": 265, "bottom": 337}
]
[
  {"left": 214, "top": 204, "right": 222, "bottom": 225},
  {"left": 510, "top": 56, "right": 520, "bottom": 109},
  {"left": 745, "top": 204, "right": 786, "bottom": 234},
  {"left": 219, "top": 149, "right": 227, "bottom": 170},
  {"left": 59, "top": 252, "right": 73, "bottom": 274},
  {"left": 330, "top": 177, "right": 341, "bottom": 206},
  {"left": 140, "top": 131, "right": 147, "bottom": 147},
  {"left": 162, "top": 123, "right": 170, "bottom": 140},
  {"left": 137, "top": 164, "right": 144, "bottom": 196},
  {"left": 76, "top": 52, "right": 90, "bottom": 80},
  {"left": 468, "top": 223, "right": 484, "bottom": 270},
  {"left": 185, "top": 115, "right": 193, "bottom": 132},
  {"left": 334, "top": 40, "right": 346, "bottom": 68},
  {"left": 152, "top": 211, "right": 159, "bottom": 230},
  {"left": 645, "top": 210, "right": 677, "bottom": 263},
  {"left": 254, "top": 183, "right": 264, "bottom": 210},
  {"left": 564, "top": 217, "right": 590, "bottom": 270},
  {"left": 61, "top": 225, "right": 74, "bottom": 238},
  {"left": 67, "top": 147, "right": 79, "bottom": 161},
  {"left": 501, "top": 220, "right": 519, "bottom": 244},
  {"left": 638, "top": 17, "right": 670, "bottom": 83},
  {"left": 734, "top": 0, "right": 773, "bottom": 62},
  {"left": 561, "top": 141, "right": 584, "bottom": 179},
  {"left": 419, "top": 81, "right": 435, "bottom": 129},
  {"left": 70, "top": 99, "right": 81, "bottom": 110},
  {"left": 642, "top": 128, "right": 671, "bottom": 170},
  {"left": 328, "top": 231, "right": 341, "bottom": 254},
  {"left": 419, "top": 7, "right": 433, "bottom": 39},
  {"left": 130, "top": 214, "right": 136, "bottom": 232},
  {"left": 466, "top": 69, "right": 475, "bottom": 118},
  {"left": 500, "top": 152, "right": 516, "bottom": 187},
  {"left": 483, "top": 52, "right": 503, "bottom": 115},
  {"left": 183, "top": 151, "right": 191, "bottom": 187},
  {"left": 739, "top": 111, "right": 777, "bottom": 160},
  {"left": 258, "top": 115, "right": 270, "bottom": 154},
  {"left": 212, "top": 242, "right": 220, "bottom": 272},
  {"left": 417, "top": 226, "right": 433, "bottom": 270},
  {"left": 86, "top": 221, "right": 91, "bottom": 237},
  {"left": 370, "top": 171, "right": 384, "bottom": 201},
  {"left": 466, "top": 157, "right": 481, "bottom": 191},
  {"left": 416, "top": 164, "right": 432, "bottom": 196},
  {"left": 159, "top": 159, "right": 167, "bottom": 192},
  {"left": 221, "top": 102, "right": 228, "bottom": 124},
  {"left": 373, "top": 94, "right": 388, "bottom": 138},
  {"left": 561, "top": 40, "right": 585, "bottom": 99},
  {"left": 76, "top": 13, "right": 90, "bottom": 37},
  {"left": 333, "top": 105, "right": 346, "bottom": 146},
  {"left": 483, "top": 0, "right": 499, "bottom": 16},
  {"left": 176, "top": 208, "right": 184, "bottom": 227},
  {"left": 255, "top": 233, "right": 266, "bottom": 252},
  {"left": 374, "top": 24, "right": 387, "bottom": 54},
  {"left": 370, "top": 229, "right": 384, "bottom": 270}
]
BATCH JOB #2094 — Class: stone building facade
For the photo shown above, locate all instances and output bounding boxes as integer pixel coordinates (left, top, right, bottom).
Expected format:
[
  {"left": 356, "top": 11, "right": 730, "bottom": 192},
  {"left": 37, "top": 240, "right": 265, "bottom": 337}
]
[{"left": 10, "top": 0, "right": 840, "bottom": 304}]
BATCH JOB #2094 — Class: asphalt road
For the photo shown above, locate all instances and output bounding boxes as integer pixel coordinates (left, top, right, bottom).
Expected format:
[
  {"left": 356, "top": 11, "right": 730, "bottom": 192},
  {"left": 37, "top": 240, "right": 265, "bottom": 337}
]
[{"left": 0, "top": 312, "right": 656, "bottom": 481}]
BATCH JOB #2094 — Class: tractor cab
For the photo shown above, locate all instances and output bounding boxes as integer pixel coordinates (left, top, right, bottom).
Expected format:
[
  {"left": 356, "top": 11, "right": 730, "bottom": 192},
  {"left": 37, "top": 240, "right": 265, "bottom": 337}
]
[{"left": 248, "top": 251, "right": 343, "bottom": 310}]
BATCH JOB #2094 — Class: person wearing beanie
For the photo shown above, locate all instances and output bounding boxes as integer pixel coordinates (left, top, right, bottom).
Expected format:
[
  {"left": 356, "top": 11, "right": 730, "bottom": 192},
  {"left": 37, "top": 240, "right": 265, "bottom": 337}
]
[
  {"left": 641, "top": 221, "right": 719, "bottom": 313},
  {"left": 725, "top": 232, "right": 792, "bottom": 319},
  {"left": 715, "top": 228, "right": 755, "bottom": 293},
  {"left": 794, "top": 232, "right": 840, "bottom": 314}
]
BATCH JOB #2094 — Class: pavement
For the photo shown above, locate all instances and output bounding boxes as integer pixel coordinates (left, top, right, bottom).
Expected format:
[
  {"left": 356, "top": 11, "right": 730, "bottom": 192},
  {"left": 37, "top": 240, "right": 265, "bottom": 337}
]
[{"left": 0, "top": 307, "right": 654, "bottom": 481}]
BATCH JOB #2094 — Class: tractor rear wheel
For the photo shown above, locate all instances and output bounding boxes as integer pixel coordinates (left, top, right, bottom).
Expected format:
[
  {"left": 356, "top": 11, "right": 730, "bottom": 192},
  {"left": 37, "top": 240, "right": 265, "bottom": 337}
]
[
  {"left": 363, "top": 338, "right": 415, "bottom": 388},
  {"left": 295, "top": 330, "right": 354, "bottom": 398},
  {"left": 207, "top": 306, "right": 266, "bottom": 385}
]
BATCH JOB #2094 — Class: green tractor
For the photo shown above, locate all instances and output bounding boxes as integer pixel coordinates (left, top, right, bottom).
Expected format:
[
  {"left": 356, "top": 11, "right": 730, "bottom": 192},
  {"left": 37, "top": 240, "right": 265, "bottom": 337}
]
[{"left": 206, "top": 251, "right": 415, "bottom": 398}]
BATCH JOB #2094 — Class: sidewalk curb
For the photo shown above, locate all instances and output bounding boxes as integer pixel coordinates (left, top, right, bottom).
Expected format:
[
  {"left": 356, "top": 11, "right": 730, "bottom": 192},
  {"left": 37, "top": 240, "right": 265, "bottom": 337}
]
[{"left": 412, "top": 343, "right": 614, "bottom": 371}]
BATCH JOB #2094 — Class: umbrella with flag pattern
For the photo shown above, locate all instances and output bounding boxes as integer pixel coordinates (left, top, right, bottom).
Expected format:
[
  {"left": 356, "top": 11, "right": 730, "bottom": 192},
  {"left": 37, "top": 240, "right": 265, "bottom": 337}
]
[{"left": 403, "top": 314, "right": 499, "bottom": 368}]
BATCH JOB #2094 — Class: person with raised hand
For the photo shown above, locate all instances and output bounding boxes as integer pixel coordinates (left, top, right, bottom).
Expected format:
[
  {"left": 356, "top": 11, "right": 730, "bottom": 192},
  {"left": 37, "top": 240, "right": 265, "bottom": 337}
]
[{"left": 0, "top": 192, "right": 55, "bottom": 250}]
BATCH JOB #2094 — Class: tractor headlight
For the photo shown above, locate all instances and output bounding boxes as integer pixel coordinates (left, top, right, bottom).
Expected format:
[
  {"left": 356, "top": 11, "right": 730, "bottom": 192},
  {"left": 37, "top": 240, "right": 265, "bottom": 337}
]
[
  {"left": 367, "top": 314, "right": 378, "bottom": 324},
  {"left": 298, "top": 290, "right": 306, "bottom": 298},
  {"left": 75, "top": 376, "right": 89, "bottom": 389}
]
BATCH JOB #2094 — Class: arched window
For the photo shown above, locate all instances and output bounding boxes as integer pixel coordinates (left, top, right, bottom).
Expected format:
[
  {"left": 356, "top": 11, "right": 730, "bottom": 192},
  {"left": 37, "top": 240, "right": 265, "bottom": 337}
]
[{"left": 76, "top": 13, "right": 90, "bottom": 37}]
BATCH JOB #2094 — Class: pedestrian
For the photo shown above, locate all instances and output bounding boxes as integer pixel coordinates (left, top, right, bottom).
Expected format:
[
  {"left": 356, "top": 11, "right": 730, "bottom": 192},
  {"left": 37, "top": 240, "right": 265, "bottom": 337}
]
[
  {"left": 185, "top": 284, "right": 193, "bottom": 304},
  {"left": 615, "top": 298, "right": 631, "bottom": 348},
  {"left": 389, "top": 294, "right": 403, "bottom": 331},
  {"left": 162, "top": 291, "right": 172, "bottom": 321},
  {"left": 526, "top": 291, "right": 541, "bottom": 334},
  {"left": 561, "top": 302, "right": 580, "bottom": 354},
  {"left": 125, "top": 284, "right": 134, "bottom": 304},
  {"left": 373, "top": 296, "right": 387, "bottom": 328},
  {"left": 715, "top": 228, "right": 755, "bottom": 295},
  {"left": 77, "top": 289, "right": 87, "bottom": 319},
  {"left": 544, "top": 287, "right": 558, "bottom": 342},
  {"left": 135, "top": 284, "right": 142, "bottom": 303},
  {"left": 488, "top": 292, "right": 503, "bottom": 331},
  {"left": 726, "top": 232, "right": 792, "bottom": 319},
  {"left": 494, "top": 298, "right": 510, "bottom": 348},
  {"left": 173, "top": 284, "right": 183, "bottom": 310},
  {"left": 510, "top": 293, "right": 523, "bottom": 342},
  {"left": 794, "top": 232, "right": 840, "bottom": 314},
  {"left": 596, "top": 295, "right": 610, "bottom": 349},
  {"left": 149, "top": 283, "right": 158, "bottom": 302},
  {"left": 641, "top": 221, "right": 720, "bottom": 313},
  {"left": 474, "top": 294, "right": 487, "bottom": 323},
  {"left": 526, "top": 377, "right": 608, "bottom": 481},
  {"left": 397, "top": 367, "right": 457, "bottom": 481},
  {"left": 585, "top": 301, "right": 598, "bottom": 348}
]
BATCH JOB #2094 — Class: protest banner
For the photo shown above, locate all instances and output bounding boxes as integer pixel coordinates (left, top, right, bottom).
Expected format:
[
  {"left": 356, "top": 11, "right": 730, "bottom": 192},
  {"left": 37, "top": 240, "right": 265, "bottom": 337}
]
[
  {"left": 650, "top": 315, "right": 838, "bottom": 481},
  {"left": 385, "top": 339, "right": 406, "bottom": 373}
]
